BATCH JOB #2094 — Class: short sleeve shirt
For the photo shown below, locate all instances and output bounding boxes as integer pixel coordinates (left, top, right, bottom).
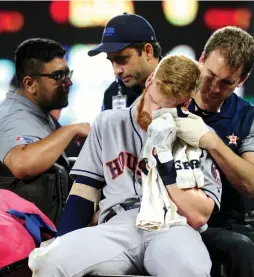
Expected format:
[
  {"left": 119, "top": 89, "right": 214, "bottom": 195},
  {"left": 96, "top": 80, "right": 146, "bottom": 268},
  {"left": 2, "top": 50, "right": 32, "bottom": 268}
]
[
  {"left": 71, "top": 106, "right": 222, "bottom": 224},
  {"left": 0, "top": 92, "right": 56, "bottom": 162}
]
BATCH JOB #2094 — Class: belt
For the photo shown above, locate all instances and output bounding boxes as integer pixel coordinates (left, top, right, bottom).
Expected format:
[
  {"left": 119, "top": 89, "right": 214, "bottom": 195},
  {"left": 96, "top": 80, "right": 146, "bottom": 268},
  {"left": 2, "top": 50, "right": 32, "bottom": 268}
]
[{"left": 104, "top": 202, "right": 140, "bottom": 222}]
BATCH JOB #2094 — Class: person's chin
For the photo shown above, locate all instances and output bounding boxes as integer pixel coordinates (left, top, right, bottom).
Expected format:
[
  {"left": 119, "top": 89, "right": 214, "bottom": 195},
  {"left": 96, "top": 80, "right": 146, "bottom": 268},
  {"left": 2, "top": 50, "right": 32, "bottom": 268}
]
[
  {"left": 57, "top": 99, "right": 68, "bottom": 109},
  {"left": 62, "top": 100, "right": 69, "bottom": 108},
  {"left": 123, "top": 78, "right": 138, "bottom": 87},
  {"left": 201, "top": 92, "right": 210, "bottom": 104}
]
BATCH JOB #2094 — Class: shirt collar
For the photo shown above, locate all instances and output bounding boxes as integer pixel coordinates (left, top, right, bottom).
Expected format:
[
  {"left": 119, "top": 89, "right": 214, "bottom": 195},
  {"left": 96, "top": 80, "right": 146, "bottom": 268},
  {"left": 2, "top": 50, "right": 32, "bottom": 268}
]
[{"left": 189, "top": 93, "right": 237, "bottom": 119}]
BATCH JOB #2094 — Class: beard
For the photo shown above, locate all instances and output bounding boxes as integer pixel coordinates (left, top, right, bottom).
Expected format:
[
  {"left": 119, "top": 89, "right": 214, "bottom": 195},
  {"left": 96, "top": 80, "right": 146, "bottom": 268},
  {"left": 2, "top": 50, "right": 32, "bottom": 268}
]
[
  {"left": 55, "top": 85, "right": 69, "bottom": 108},
  {"left": 39, "top": 85, "right": 69, "bottom": 112},
  {"left": 49, "top": 85, "right": 69, "bottom": 110},
  {"left": 136, "top": 89, "right": 152, "bottom": 131}
]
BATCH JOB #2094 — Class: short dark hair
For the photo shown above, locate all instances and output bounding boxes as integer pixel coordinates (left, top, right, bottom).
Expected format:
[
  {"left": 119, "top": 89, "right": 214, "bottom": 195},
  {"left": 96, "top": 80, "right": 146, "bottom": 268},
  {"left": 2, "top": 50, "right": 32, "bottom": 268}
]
[
  {"left": 129, "top": 42, "right": 161, "bottom": 59},
  {"left": 204, "top": 26, "right": 254, "bottom": 78},
  {"left": 15, "top": 38, "right": 66, "bottom": 88}
]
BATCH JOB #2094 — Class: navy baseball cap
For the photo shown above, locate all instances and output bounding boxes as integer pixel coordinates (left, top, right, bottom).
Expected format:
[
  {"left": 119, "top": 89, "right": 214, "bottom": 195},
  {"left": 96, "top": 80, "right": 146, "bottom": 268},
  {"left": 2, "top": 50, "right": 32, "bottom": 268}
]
[{"left": 88, "top": 13, "right": 157, "bottom": 56}]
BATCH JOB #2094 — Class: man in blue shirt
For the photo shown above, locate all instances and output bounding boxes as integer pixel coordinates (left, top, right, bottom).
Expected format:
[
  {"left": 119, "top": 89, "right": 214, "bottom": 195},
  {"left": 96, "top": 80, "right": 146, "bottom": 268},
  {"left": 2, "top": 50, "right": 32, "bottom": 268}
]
[
  {"left": 176, "top": 26, "right": 254, "bottom": 277},
  {"left": 88, "top": 13, "right": 161, "bottom": 111}
]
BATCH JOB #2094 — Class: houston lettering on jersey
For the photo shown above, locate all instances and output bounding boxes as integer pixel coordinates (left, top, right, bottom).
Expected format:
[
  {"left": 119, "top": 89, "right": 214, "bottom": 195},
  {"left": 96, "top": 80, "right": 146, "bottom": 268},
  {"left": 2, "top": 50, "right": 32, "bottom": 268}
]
[
  {"left": 106, "top": 151, "right": 143, "bottom": 180},
  {"left": 106, "top": 151, "right": 201, "bottom": 180}
]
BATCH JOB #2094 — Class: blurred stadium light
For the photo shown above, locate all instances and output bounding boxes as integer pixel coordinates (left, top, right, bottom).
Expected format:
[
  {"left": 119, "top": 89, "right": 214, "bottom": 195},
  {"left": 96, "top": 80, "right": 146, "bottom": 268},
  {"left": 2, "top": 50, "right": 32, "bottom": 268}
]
[
  {"left": 167, "top": 45, "right": 196, "bottom": 60},
  {"left": 0, "top": 10, "right": 24, "bottom": 33},
  {"left": 0, "top": 1, "right": 253, "bottom": 124},
  {"left": 50, "top": 0, "right": 135, "bottom": 27},
  {"left": 204, "top": 8, "right": 252, "bottom": 30},
  {"left": 162, "top": 0, "right": 198, "bottom": 26}
]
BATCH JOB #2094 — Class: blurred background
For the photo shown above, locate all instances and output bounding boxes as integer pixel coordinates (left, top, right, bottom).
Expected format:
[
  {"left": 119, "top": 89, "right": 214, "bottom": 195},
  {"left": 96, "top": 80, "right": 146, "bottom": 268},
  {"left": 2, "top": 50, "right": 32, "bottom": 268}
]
[{"left": 0, "top": 0, "right": 253, "bottom": 125}]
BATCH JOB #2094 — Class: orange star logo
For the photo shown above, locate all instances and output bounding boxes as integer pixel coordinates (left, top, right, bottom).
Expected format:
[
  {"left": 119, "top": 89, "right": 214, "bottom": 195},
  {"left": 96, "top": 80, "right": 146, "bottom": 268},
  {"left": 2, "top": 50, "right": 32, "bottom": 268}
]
[{"left": 227, "top": 133, "right": 239, "bottom": 145}]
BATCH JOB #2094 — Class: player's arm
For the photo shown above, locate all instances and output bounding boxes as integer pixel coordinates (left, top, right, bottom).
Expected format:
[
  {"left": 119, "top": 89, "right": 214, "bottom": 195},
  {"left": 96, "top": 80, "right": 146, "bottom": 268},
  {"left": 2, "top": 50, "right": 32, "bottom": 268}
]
[
  {"left": 200, "top": 131, "right": 254, "bottom": 197},
  {"left": 57, "top": 115, "right": 105, "bottom": 235},
  {"left": 156, "top": 150, "right": 221, "bottom": 230},
  {"left": 57, "top": 177, "right": 102, "bottom": 236},
  {"left": 3, "top": 123, "right": 90, "bottom": 179},
  {"left": 175, "top": 113, "right": 254, "bottom": 197},
  {"left": 165, "top": 186, "right": 214, "bottom": 230}
]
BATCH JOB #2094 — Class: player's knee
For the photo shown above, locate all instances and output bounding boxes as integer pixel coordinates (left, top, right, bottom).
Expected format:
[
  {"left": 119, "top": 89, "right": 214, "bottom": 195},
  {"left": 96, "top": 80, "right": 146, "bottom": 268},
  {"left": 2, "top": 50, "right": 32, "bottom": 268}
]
[
  {"left": 155, "top": 259, "right": 211, "bottom": 277},
  {"left": 152, "top": 253, "right": 211, "bottom": 277},
  {"left": 29, "top": 244, "right": 68, "bottom": 277},
  {"left": 29, "top": 252, "right": 55, "bottom": 277},
  {"left": 181, "top": 259, "right": 211, "bottom": 277},
  {"left": 86, "top": 260, "right": 138, "bottom": 275}
]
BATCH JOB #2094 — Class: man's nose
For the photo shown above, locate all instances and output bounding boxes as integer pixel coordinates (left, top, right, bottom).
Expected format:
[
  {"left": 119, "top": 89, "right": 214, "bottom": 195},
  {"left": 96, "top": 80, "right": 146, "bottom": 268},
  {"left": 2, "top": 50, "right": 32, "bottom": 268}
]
[
  {"left": 63, "top": 78, "right": 72, "bottom": 87},
  {"left": 210, "top": 78, "right": 220, "bottom": 93},
  {"left": 112, "top": 62, "right": 124, "bottom": 76}
]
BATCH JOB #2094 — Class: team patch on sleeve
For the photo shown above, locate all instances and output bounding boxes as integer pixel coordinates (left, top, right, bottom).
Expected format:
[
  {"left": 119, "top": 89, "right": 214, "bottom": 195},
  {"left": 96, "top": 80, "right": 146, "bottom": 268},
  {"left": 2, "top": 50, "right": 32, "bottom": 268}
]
[
  {"left": 211, "top": 162, "right": 222, "bottom": 193},
  {"left": 16, "top": 136, "right": 34, "bottom": 143}
]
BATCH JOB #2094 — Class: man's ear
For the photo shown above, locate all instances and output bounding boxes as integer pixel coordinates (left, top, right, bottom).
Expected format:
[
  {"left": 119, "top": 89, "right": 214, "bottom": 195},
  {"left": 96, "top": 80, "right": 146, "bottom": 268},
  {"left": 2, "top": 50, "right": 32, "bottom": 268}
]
[
  {"left": 199, "top": 51, "right": 205, "bottom": 64},
  {"left": 237, "top": 73, "right": 249, "bottom": 88},
  {"left": 143, "top": 43, "right": 153, "bottom": 61},
  {"left": 145, "top": 72, "right": 154, "bottom": 89},
  {"left": 23, "top": 76, "right": 37, "bottom": 94}
]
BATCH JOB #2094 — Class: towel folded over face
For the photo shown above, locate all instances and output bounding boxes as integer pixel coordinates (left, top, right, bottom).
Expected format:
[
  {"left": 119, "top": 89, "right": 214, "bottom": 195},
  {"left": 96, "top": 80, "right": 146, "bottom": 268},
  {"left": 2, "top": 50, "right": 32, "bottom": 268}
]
[{"left": 136, "top": 107, "right": 204, "bottom": 231}]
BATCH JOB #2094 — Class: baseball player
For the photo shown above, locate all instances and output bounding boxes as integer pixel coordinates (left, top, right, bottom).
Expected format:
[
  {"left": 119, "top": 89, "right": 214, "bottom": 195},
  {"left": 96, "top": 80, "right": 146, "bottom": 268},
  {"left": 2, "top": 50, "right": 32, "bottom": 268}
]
[{"left": 28, "top": 55, "right": 222, "bottom": 277}]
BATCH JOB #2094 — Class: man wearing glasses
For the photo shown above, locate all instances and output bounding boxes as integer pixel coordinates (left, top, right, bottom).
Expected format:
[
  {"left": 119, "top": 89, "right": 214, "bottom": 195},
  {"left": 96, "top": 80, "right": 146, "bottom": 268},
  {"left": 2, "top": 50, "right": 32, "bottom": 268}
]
[{"left": 0, "top": 38, "right": 90, "bottom": 179}]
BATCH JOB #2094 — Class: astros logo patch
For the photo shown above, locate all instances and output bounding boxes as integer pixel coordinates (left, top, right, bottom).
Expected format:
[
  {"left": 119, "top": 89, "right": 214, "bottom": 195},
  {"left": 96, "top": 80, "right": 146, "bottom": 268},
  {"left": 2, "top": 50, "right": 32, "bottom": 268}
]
[
  {"left": 227, "top": 133, "right": 239, "bottom": 146},
  {"left": 211, "top": 163, "right": 222, "bottom": 193}
]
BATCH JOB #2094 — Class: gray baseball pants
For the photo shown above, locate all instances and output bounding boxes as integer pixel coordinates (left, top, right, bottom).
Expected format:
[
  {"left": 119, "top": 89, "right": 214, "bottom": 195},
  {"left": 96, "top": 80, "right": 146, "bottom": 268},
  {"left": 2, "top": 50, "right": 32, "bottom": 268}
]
[{"left": 29, "top": 208, "right": 211, "bottom": 277}]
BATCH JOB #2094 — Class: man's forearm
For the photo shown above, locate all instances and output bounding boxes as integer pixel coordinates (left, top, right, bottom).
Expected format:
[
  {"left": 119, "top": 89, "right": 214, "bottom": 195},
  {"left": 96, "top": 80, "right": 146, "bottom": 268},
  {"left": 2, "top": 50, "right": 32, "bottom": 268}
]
[
  {"left": 4, "top": 125, "right": 77, "bottom": 179},
  {"left": 166, "top": 185, "right": 214, "bottom": 229},
  {"left": 203, "top": 133, "right": 254, "bottom": 196}
]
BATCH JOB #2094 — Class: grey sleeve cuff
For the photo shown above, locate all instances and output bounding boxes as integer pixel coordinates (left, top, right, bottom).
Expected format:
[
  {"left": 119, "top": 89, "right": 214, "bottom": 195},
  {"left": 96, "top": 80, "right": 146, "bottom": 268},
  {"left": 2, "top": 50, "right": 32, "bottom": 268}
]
[{"left": 201, "top": 188, "right": 221, "bottom": 210}]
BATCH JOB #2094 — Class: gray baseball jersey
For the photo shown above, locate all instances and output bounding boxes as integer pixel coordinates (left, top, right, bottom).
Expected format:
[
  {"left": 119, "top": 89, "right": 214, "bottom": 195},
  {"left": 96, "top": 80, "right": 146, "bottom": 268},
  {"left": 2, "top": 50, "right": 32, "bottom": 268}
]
[
  {"left": 0, "top": 91, "right": 56, "bottom": 162},
  {"left": 70, "top": 105, "right": 222, "bottom": 224}
]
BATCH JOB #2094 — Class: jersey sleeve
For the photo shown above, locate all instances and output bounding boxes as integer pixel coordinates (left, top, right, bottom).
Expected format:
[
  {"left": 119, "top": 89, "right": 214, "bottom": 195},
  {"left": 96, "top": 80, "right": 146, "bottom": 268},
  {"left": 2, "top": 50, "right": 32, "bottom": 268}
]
[
  {"left": 238, "top": 118, "right": 254, "bottom": 155},
  {"left": 0, "top": 111, "right": 46, "bottom": 162},
  {"left": 70, "top": 114, "right": 105, "bottom": 190},
  {"left": 199, "top": 149, "right": 222, "bottom": 210}
]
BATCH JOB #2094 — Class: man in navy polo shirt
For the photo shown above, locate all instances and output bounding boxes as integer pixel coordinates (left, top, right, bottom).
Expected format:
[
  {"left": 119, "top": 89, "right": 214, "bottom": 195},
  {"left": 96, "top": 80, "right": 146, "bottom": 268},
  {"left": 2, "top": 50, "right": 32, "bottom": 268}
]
[
  {"left": 88, "top": 13, "right": 161, "bottom": 110},
  {"left": 176, "top": 26, "right": 254, "bottom": 277}
]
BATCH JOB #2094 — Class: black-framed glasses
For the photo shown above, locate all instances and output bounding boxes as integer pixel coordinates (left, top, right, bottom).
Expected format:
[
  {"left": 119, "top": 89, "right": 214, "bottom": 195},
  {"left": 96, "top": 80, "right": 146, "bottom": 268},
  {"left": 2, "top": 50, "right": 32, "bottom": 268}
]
[{"left": 31, "top": 69, "right": 73, "bottom": 83}]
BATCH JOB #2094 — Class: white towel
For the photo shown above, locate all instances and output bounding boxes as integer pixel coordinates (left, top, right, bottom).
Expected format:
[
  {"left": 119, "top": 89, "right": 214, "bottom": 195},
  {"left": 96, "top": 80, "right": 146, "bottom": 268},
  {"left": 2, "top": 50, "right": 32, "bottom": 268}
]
[
  {"left": 136, "top": 108, "right": 204, "bottom": 231},
  {"left": 136, "top": 168, "right": 165, "bottom": 231}
]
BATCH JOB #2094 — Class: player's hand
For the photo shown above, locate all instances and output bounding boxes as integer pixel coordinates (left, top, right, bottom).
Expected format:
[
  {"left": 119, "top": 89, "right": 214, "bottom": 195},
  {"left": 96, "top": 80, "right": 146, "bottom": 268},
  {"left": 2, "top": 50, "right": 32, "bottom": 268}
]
[
  {"left": 73, "top": 122, "right": 91, "bottom": 138},
  {"left": 147, "top": 112, "right": 176, "bottom": 163},
  {"left": 174, "top": 113, "right": 211, "bottom": 148}
]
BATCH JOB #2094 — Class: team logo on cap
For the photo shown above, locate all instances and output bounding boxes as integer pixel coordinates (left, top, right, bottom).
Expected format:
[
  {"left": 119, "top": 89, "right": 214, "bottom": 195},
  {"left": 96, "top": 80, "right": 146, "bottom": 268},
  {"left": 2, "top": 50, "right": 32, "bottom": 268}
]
[
  {"left": 227, "top": 133, "right": 239, "bottom": 145},
  {"left": 104, "top": 27, "right": 115, "bottom": 36}
]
